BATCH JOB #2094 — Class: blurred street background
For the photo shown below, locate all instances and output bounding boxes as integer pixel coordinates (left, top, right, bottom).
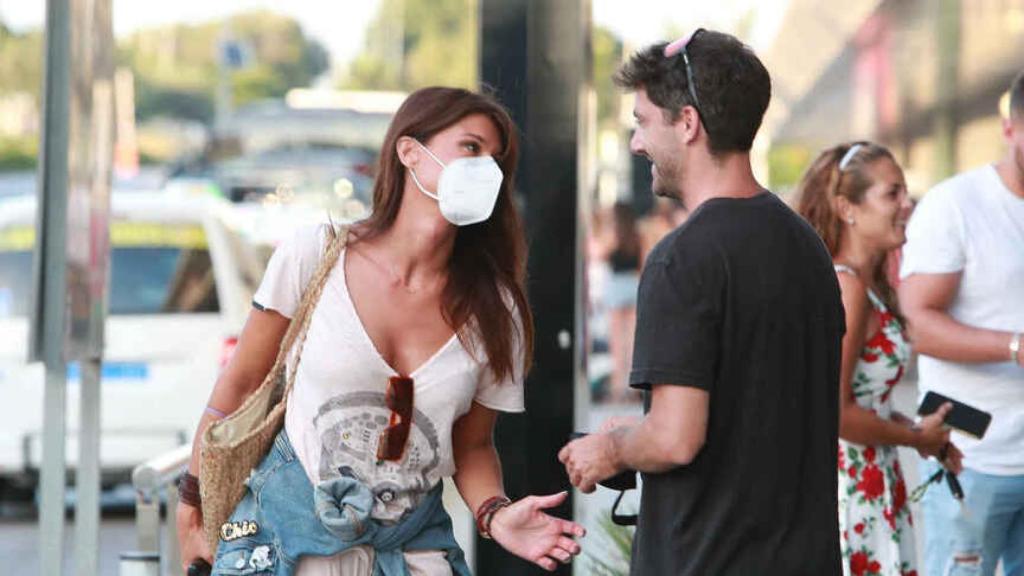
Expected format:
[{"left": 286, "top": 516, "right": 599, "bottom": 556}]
[{"left": 2, "top": 0, "right": 1022, "bottom": 574}]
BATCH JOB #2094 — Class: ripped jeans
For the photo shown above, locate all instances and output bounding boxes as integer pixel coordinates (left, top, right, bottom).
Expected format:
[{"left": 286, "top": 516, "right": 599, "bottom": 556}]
[{"left": 920, "top": 460, "right": 1024, "bottom": 576}]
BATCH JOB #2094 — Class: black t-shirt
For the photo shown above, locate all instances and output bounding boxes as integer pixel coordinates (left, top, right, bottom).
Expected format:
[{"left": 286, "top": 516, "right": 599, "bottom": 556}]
[{"left": 628, "top": 192, "right": 844, "bottom": 576}]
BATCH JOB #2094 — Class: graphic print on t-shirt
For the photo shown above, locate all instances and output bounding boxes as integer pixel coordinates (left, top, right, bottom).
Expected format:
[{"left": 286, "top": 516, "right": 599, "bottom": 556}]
[{"left": 313, "top": 390, "right": 442, "bottom": 523}]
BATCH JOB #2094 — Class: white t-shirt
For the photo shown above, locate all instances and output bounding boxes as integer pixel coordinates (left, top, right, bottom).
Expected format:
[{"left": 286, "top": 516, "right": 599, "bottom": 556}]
[
  {"left": 900, "top": 164, "right": 1024, "bottom": 475},
  {"left": 253, "top": 224, "right": 525, "bottom": 522}
]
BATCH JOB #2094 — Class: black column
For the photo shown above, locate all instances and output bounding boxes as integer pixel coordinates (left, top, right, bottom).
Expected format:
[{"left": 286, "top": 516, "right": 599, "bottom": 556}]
[
  {"left": 630, "top": 143, "right": 655, "bottom": 216},
  {"left": 478, "top": 1, "right": 590, "bottom": 574}
]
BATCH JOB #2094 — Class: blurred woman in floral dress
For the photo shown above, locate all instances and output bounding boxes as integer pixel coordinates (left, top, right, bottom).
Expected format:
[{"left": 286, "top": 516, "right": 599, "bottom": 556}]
[{"left": 795, "top": 142, "right": 962, "bottom": 576}]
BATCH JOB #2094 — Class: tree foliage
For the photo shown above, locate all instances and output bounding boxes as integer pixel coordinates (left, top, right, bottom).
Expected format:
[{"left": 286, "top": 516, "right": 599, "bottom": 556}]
[
  {"left": 116, "top": 10, "right": 328, "bottom": 121},
  {"left": 1, "top": 11, "right": 327, "bottom": 124},
  {"left": 341, "top": 0, "right": 476, "bottom": 91},
  {"left": 594, "top": 25, "right": 624, "bottom": 127},
  {"left": 342, "top": 1, "right": 625, "bottom": 130},
  {"left": 0, "top": 22, "right": 44, "bottom": 100}
]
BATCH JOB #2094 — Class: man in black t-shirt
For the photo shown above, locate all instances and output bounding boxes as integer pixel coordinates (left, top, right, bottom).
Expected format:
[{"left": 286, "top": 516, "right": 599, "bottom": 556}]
[{"left": 559, "top": 29, "right": 844, "bottom": 575}]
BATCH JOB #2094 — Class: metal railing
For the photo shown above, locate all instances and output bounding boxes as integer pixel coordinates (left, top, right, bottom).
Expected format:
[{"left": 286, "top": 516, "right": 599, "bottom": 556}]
[{"left": 123, "top": 445, "right": 192, "bottom": 576}]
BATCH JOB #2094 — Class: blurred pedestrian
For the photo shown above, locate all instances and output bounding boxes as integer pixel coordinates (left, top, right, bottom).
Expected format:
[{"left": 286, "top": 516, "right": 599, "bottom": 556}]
[
  {"left": 601, "top": 201, "right": 642, "bottom": 403},
  {"left": 559, "top": 29, "right": 845, "bottom": 575},
  {"left": 638, "top": 197, "right": 687, "bottom": 260},
  {"left": 899, "top": 72, "right": 1024, "bottom": 576},
  {"left": 795, "top": 141, "right": 962, "bottom": 576},
  {"left": 176, "top": 87, "right": 585, "bottom": 575}
]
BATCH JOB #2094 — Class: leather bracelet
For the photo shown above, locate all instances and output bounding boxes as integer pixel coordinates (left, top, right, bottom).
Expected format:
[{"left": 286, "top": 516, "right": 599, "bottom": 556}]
[
  {"left": 475, "top": 495, "right": 511, "bottom": 539},
  {"left": 481, "top": 498, "right": 509, "bottom": 537},
  {"left": 178, "top": 471, "right": 201, "bottom": 508}
]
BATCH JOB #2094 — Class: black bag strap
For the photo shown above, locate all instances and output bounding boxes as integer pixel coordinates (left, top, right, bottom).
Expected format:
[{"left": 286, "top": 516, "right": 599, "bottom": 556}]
[{"left": 611, "top": 489, "right": 637, "bottom": 526}]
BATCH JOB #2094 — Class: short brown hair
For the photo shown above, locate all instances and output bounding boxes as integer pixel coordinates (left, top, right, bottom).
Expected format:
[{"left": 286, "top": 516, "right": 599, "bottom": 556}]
[{"left": 614, "top": 30, "right": 771, "bottom": 155}]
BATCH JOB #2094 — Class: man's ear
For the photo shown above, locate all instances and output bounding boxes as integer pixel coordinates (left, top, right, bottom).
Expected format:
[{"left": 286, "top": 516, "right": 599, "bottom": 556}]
[
  {"left": 673, "top": 105, "right": 701, "bottom": 145},
  {"left": 396, "top": 136, "right": 420, "bottom": 168}
]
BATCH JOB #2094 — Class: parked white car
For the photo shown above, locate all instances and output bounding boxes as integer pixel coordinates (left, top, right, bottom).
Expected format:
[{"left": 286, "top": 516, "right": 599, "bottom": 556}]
[{"left": 0, "top": 192, "right": 261, "bottom": 493}]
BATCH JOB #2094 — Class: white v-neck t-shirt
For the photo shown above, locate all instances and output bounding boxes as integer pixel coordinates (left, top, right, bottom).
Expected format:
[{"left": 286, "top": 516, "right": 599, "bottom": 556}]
[{"left": 253, "top": 224, "right": 525, "bottom": 523}]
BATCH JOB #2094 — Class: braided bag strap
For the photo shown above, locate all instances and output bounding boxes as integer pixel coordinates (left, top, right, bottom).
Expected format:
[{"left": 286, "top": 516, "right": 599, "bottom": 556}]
[{"left": 279, "top": 225, "right": 347, "bottom": 398}]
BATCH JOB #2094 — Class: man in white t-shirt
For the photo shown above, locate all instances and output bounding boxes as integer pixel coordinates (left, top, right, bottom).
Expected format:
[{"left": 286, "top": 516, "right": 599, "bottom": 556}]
[{"left": 900, "top": 72, "right": 1024, "bottom": 576}]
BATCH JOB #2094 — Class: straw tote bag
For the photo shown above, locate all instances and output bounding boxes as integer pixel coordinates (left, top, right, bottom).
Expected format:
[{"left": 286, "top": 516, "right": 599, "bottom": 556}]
[{"left": 199, "top": 225, "right": 347, "bottom": 553}]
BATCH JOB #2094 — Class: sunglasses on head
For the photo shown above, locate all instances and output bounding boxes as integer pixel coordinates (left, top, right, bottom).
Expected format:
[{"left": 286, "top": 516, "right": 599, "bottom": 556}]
[
  {"left": 664, "top": 28, "right": 707, "bottom": 131},
  {"left": 377, "top": 375, "right": 414, "bottom": 463}
]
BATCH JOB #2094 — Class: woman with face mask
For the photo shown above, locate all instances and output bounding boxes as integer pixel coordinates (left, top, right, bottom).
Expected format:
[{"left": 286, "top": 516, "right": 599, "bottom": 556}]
[
  {"left": 795, "top": 142, "right": 962, "bottom": 576},
  {"left": 176, "top": 87, "right": 585, "bottom": 575}
]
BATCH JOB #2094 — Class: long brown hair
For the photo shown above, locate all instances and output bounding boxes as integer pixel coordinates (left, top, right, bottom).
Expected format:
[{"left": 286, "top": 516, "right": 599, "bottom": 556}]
[
  {"left": 794, "top": 141, "right": 903, "bottom": 324},
  {"left": 356, "top": 86, "right": 533, "bottom": 381}
]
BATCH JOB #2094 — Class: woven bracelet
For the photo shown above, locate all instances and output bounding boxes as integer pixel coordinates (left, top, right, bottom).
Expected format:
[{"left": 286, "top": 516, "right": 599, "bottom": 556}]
[{"left": 475, "top": 495, "right": 512, "bottom": 539}]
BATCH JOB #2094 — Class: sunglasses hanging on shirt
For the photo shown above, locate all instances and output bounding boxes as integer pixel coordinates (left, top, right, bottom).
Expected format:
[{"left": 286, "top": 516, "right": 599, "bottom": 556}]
[{"left": 377, "top": 375, "right": 414, "bottom": 463}]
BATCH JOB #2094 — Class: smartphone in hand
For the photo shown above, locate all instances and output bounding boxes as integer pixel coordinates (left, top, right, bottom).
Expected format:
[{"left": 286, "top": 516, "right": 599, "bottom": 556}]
[{"left": 917, "top": 391, "right": 992, "bottom": 439}]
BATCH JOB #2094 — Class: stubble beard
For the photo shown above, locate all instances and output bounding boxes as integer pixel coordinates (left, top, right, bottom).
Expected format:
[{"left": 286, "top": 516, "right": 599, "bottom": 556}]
[{"left": 651, "top": 161, "right": 681, "bottom": 200}]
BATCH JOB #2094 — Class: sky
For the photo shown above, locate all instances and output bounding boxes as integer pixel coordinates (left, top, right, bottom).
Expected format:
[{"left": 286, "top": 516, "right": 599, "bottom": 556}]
[{"left": 0, "top": 0, "right": 789, "bottom": 72}]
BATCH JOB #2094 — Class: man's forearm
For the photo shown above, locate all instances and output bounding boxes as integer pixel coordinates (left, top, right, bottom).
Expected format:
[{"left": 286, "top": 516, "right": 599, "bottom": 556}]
[
  {"left": 907, "top": 308, "right": 1019, "bottom": 364},
  {"left": 609, "top": 420, "right": 696, "bottom": 474}
]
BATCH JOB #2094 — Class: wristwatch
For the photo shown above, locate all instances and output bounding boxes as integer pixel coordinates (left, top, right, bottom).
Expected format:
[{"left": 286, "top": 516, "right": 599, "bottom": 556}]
[{"left": 1010, "top": 332, "right": 1022, "bottom": 365}]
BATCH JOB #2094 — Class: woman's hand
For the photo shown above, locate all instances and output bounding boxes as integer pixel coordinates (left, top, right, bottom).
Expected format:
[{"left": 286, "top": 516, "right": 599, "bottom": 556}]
[
  {"left": 176, "top": 502, "right": 212, "bottom": 574},
  {"left": 489, "top": 492, "right": 586, "bottom": 572},
  {"left": 913, "top": 402, "right": 953, "bottom": 459},
  {"left": 940, "top": 441, "right": 964, "bottom": 475},
  {"left": 909, "top": 403, "right": 964, "bottom": 474}
]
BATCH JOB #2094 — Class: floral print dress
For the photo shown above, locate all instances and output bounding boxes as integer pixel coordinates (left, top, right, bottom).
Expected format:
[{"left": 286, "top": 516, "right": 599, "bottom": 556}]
[{"left": 835, "top": 265, "right": 916, "bottom": 576}]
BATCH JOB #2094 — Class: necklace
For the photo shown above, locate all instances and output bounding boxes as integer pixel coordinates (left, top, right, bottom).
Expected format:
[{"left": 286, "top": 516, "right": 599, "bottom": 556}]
[{"left": 352, "top": 245, "right": 433, "bottom": 294}]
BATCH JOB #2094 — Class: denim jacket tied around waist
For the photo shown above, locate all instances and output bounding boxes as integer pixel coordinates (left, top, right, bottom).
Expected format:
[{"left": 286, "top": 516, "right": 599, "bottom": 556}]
[{"left": 210, "top": 430, "right": 471, "bottom": 576}]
